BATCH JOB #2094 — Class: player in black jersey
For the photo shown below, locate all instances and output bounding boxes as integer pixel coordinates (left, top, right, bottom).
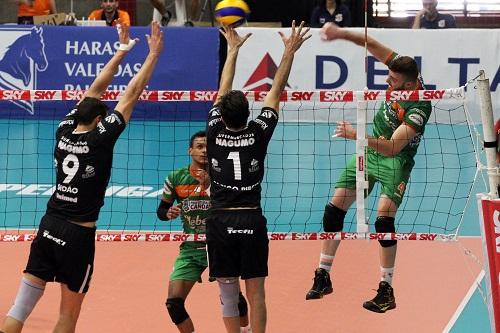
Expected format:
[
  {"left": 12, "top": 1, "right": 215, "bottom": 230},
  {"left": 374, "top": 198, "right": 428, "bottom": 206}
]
[
  {"left": 1, "top": 20, "right": 163, "bottom": 333},
  {"left": 206, "top": 22, "right": 311, "bottom": 333}
]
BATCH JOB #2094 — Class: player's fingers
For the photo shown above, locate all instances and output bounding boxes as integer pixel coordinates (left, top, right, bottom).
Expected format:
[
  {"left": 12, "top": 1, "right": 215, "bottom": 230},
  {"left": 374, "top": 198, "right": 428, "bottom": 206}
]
[
  {"left": 300, "top": 27, "right": 311, "bottom": 38},
  {"left": 242, "top": 32, "right": 252, "bottom": 42},
  {"left": 296, "top": 21, "right": 305, "bottom": 35},
  {"left": 278, "top": 31, "right": 286, "bottom": 42}
]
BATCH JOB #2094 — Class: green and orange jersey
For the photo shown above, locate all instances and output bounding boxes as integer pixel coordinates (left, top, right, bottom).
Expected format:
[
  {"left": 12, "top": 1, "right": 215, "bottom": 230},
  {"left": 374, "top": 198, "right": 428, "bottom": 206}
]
[
  {"left": 372, "top": 52, "right": 432, "bottom": 160},
  {"left": 162, "top": 165, "right": 210, "bottom": 249}
]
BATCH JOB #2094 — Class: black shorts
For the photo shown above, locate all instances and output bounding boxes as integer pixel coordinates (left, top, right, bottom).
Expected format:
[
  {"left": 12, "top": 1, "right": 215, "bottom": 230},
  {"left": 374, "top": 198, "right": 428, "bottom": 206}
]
[
  {"left": 206, "top": 209, "right": 269, "bottom": 279},
  {"left": 25, "top": 214, "right": 96, "bottom": 293}
]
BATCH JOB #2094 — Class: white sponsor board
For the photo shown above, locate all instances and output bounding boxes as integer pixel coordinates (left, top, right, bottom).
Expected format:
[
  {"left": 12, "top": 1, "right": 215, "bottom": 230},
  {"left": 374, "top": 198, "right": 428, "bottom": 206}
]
[{"left": 233, "top": 28, "right": 500, "bottom": 123}]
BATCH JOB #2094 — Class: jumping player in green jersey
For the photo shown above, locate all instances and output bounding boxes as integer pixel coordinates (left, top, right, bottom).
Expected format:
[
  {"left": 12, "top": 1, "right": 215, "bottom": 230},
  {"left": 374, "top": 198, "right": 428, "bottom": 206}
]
[
  {"left": 156, "top": 131, "right": 249, "bottom": 333},
  {"left": 305, "top": 23, "right": 431, "bottom": 313}
]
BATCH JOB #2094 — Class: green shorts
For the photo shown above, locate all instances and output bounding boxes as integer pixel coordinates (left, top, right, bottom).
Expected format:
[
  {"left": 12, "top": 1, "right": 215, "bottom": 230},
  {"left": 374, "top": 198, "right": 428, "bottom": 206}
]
[
  {"left": 169, "top": 244, "right": 208, "bottom": 282},
  {"left": 335, "top": 149, "right": 414, "bottom": 207}
]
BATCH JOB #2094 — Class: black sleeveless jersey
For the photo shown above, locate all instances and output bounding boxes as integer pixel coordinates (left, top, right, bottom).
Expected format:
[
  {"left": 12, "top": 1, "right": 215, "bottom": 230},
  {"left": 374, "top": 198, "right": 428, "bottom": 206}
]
[
  {"left": 46, "top": 109, "right": 126, "bottom": 222},
  {"left": 206, "top": 106, "right": 278, "bottom": 209}
]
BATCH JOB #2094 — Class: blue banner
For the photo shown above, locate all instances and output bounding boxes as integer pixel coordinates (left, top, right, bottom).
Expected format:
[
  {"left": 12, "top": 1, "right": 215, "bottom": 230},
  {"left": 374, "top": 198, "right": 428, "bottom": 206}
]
[{"left": 0, "top": 25, "right": 220, "bottom": 120}]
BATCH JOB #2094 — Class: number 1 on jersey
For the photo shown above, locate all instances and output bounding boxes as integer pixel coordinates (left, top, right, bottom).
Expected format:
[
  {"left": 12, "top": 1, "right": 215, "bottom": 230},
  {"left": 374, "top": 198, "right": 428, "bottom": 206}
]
[{"left": 227, "top": 151, "right": 242, "bottom": 180}]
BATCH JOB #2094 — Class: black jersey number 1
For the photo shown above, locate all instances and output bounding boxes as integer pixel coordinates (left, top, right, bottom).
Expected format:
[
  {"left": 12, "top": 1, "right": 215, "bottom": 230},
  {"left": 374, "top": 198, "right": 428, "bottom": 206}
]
[{"left": 227, "top": 151, "right": 242, "bottom": 180}]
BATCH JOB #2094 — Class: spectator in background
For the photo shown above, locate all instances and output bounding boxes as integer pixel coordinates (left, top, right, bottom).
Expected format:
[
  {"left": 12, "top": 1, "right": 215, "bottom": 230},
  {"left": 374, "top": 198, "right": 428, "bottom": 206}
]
[
  {"left": 89, "top": 0, "right": 131, "bottom": 26},
  {"left": 15, "top": 0, "right": 57, "bottom": 25},
  {"left": 310, "top": 0, "right": 351, "bottom": 28},
  {"left": 412, "top": 0, "right": 456, "bottom": 29}
]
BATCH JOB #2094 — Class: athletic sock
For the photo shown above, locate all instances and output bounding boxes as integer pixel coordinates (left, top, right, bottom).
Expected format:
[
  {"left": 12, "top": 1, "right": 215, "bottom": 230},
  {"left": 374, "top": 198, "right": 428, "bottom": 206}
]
[
  {"left": 319, "top": 253, "right": 334, "bottom": 272},
  {"left": 380, "top": 266, "right": 394, "bottom": 285}
]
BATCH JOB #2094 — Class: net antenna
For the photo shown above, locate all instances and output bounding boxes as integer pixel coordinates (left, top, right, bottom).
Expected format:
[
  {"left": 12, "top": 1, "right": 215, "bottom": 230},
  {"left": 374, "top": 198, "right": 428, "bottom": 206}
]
[{"left": 355, "top": 0, "right": 370, "bottom": 234}]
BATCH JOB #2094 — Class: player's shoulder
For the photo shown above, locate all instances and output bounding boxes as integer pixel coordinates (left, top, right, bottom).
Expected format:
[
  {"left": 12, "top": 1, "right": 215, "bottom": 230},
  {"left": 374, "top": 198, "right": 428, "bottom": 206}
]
[
  {"left": 404, "top": 100, "right": 431, "bottom": 114},
  {"left": 169, "top": 165, "right": 190, "bottom": 180},
  {"left": 209, "top": 105, "right": 222, "bottom": 115},
  {"left": 102, "top": 111, "right": 125, "bottom": 126}
]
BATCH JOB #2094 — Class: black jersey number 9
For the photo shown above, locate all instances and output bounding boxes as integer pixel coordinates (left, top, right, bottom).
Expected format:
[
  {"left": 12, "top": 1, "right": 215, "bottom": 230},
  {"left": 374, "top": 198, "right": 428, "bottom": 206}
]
[{"left": 62, "top": 154, "right": 80, "bottom": 184}]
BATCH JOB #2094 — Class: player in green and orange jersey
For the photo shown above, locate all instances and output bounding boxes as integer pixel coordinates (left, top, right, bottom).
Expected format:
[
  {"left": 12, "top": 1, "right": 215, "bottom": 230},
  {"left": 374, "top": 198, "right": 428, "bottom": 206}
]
[
  {"left": 306, "top": 23, "right": 432, "bottom": 314},
  {"left": 157, "top": 131, "right": 249, "bottom": 333}
]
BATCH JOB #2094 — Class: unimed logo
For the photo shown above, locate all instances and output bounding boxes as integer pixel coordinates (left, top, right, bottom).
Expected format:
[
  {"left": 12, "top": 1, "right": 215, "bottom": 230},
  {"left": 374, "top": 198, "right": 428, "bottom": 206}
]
[{"left": 493, "top": 209, "right": 500, "bottom": 253}]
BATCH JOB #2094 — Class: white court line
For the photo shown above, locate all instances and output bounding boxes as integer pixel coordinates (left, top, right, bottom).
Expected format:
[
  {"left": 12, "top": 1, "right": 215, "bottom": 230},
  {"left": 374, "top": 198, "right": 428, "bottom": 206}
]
[{"left": 442, "top": 269, "right": 485, "bottom": 333}]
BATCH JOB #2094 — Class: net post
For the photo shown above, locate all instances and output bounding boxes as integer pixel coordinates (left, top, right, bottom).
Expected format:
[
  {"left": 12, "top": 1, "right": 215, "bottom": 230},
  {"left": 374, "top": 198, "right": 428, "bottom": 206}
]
[
  {"left": 476, "top": 70, "right": 500, "bottom": 333},
  {"left": 356, "top": 93, "right": 369, "bottom": 234}
]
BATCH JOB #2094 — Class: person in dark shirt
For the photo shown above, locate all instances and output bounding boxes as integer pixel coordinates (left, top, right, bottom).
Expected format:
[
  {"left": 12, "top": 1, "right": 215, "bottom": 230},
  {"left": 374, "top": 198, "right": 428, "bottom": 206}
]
[
  {"left": 412, "top": 0, "right": 456, "bottom": 29},
  {"left": 206, "top": 22, "right": 310, "bottom": 333},
  {"left": 1, "top": 20, "right": 163, "bottom": 333},
  {"left": 310, "top": 0, "right": 351, "bottom": 28}
]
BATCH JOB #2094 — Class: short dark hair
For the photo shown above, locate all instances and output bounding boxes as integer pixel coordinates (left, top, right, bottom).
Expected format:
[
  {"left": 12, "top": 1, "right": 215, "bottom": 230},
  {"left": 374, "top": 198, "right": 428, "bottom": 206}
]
[
  {"left": 318, "top": 0, "right": 342, "bottom": 8},
  {"left": 75, "top": 97, "right": 108, "bottom": 125},
  {"left": 190, "top": 130, "right": 206, "bottom": 148},
  {"left": 388, "top": 56, "right": 419, "bottom": 83},
  {"left": 219, "top": 90, "right": 249, "bottom": 129}
]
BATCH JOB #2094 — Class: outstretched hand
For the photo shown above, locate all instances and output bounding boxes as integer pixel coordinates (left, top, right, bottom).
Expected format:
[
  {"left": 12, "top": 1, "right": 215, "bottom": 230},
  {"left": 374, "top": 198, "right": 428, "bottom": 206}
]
[
  {"left": 220, "top": 25, "right": 252, "bottom": 50},
  {"left": 333, "top": 121, "right": 356, "bottom": 140},
  {"left": 146, "top": 21, "right": 164, "bottom": 55},
  {"left": 115, "top": 18, "right": 138, "bottom": 51},
  {"left": 278, "top": 20, "right": 311, "bottom": 55},
  {"left": 320, "top": 22, "right": 344, "bottom": 41}
]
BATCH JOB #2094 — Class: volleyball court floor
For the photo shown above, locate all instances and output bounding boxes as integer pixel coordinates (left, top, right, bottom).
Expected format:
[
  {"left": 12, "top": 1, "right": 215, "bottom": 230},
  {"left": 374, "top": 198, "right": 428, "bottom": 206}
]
[
  {"left": 0, "top": 120, "right": 492, "bottom": 332},
  {"left": 0, "top": 237, "right": 489, "bottom": 332}
]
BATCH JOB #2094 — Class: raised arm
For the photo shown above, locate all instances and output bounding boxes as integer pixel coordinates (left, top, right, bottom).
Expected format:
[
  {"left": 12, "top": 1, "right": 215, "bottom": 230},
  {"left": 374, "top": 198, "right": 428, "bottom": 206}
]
[
  {"left": 412, "top": 8, "right": 426, "bottom": 29},
  {"left": 114, "top": 21, "right": 164, "bottom": 123},
  {"left": 321, "top": 22, "right": 394, "bottom": 64},
  {"left": 335, "top": 121, "right": 418, "bottom": 157},
  {"left": 214, "top": 26, "right": 252, "bottom": 105},
  {"left": 84, "top": 19, "right": 136, "bottom": 100},
  {"left": 264, "top": 21, "right": 311, "bottom": 111}
]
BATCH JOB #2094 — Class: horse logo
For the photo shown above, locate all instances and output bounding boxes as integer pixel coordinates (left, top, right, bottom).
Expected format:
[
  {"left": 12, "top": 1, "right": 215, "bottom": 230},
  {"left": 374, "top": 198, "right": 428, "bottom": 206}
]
[{"left": 0, "top": 26, "right": 48, "bottom": 114}]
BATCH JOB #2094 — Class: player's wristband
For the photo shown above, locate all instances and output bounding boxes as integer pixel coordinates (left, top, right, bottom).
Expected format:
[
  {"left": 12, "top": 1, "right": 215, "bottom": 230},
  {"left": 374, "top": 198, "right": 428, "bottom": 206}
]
[{"left": 118, "top": 39, "right": 136, "bottom": 51}]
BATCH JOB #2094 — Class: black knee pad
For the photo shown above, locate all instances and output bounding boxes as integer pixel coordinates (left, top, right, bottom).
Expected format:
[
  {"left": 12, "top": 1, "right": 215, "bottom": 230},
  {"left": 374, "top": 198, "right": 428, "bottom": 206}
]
[
  {"left": 323, "top": 203, "right": 347, "bottom": 232},
  {"left": 375, "top": 216, "right": 397, "bottom": 248},
  {"left": 238, "top": 292, "right": 248, "bottom": 317},
  {"left": 166, "top": 297, "right": 189, "bottom": 325}
]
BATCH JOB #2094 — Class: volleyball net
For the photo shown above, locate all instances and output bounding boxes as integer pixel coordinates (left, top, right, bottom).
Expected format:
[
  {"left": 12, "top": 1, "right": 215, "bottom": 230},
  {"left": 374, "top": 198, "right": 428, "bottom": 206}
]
[{"left": 0, "top": 86, "right": 484, "bottom": 242}]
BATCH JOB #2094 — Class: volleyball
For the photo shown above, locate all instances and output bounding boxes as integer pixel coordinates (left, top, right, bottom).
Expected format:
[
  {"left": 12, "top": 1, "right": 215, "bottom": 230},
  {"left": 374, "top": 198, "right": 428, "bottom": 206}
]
[{"left": 214, "top": 0, "right": 250, "bottom": 27}]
